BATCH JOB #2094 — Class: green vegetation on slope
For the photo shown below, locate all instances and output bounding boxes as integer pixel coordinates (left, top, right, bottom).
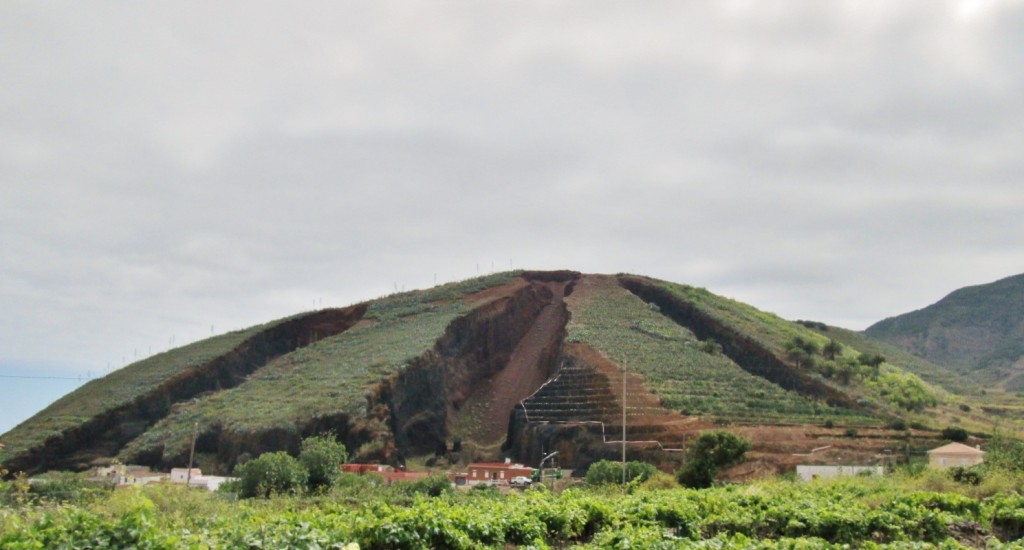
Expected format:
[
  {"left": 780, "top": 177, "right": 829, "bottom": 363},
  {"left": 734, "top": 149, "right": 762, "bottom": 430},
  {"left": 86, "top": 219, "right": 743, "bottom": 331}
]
[
  {"left": 566, "top": 278, "right": 870, "bottom": 425},
  {"left": 805, "top": 324, "right": 977, "bottom": 395},
  {"left": 647, "top": 278, "right": 968, "bottom": 425},
  {"left": 120, "top": 272, "right": 520, "bottom": 462},
  {"left": 0, "top": 321, "right": 283, "bottom": 463},
  {"left": 865, "top": 273, "right": 1024, "bottom": 386}
]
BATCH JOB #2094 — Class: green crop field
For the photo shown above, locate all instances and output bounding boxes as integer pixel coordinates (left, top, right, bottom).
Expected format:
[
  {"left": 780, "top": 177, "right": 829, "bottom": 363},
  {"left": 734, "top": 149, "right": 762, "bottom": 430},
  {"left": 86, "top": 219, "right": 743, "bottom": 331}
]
[
  {"left": 0, "top": 320, "right": 286, "bottom": 463},
  {"left": 5, "top": 466, "right": 1024, "bottom": 548},
  {"left": 565, "top": 278, "right": 872, "bottom": 425},
  {"left": 120, "top": 272, "right": 521, "bottom": 461}
]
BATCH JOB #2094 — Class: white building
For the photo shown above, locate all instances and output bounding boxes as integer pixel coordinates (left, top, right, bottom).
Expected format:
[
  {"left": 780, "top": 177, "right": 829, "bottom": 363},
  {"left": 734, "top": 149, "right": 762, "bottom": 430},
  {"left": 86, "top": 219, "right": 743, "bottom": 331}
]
[
  {"left": 927, "top": 442, "right": 985, "bottom": 468},
  {"left": 169, "top": 467, "right": 235, "bottom": 491},
  {"left": 170, "top": 468, "right": 203, "bottom": 484},
  {"left": 796, "top": 465, "right": 883, "bottom": 481}
]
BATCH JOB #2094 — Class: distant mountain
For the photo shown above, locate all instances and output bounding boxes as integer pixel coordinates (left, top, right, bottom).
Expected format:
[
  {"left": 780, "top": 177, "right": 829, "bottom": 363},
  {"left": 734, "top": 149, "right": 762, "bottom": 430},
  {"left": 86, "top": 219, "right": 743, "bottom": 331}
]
[{"left": 865, "top": 274, "right": 1024, "bottom": 389}]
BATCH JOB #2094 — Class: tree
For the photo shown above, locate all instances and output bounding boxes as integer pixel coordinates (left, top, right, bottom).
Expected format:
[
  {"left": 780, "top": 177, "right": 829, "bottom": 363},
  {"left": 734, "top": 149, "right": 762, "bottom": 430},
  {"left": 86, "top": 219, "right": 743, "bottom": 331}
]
[
  {"left": 676, "top": 431, "right": 751, "bottom": 489},
  {"left": 234, "top": 451, "right": 308, "bottom": 498},
  {"left": 858, "top": 352, "right": 885, "bottom": 368},
  {"left": 785, "top": 337, "right": 819, "bottom": 369},
  {"left": 822, "top": 339, "right": 843, "bottom": 360},
  {"left": 985, "top": 434, "right": 1024, "bottom": 472},
  {"left": 299, "top": 434, "right": 348, "bottom": 492},
  {"left": 941, "top": 427, "right": 969, "bottom": 443},
  {"left": 405, "top": 474, "right": 453, "bottom": 497}
]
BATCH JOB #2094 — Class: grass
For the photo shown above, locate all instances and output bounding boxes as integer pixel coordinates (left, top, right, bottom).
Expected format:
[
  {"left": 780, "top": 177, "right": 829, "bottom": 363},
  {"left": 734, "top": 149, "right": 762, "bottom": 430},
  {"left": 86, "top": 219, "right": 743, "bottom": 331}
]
[
  {"left": 0, "top": 319, "right": 290, "bottom": 463},
  {"left": 644, "top": 278, "right": 1024, "bottom": 435},
  {"left": 120, "top": 272, "right": 521, "bottom": 461},
  {"left": 565, "top": 277, "right": 871, "bottom": 425},
  {"left": 811, "top": 324, "right": 977, "bottom": 395}
]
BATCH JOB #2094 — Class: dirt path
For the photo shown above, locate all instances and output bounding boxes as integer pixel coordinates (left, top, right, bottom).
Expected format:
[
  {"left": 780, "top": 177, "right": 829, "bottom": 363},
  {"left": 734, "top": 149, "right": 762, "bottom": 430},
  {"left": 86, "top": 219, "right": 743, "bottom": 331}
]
[{"left": 453, "top": 281, "right": 569, "bottom": 446}]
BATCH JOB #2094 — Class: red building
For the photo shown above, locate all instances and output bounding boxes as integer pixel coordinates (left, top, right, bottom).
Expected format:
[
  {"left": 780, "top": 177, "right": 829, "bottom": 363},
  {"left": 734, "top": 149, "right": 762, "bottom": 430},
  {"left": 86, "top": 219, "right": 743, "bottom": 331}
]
[
  {"left": 342, "top": 463, "right": 429, "bottom": 486},
  {"left": 342, "top": 463, "right": 389, "bottom": 475},
  {"left": 466, "top": 461, "right": 534, "bottom": 485}
]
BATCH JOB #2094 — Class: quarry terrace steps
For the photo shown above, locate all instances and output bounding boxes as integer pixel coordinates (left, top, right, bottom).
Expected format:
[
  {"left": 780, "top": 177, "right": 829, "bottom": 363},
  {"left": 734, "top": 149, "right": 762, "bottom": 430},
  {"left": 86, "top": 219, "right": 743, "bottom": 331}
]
[{"left": 517, "top": 361, "right": 683, "bottom": 434}]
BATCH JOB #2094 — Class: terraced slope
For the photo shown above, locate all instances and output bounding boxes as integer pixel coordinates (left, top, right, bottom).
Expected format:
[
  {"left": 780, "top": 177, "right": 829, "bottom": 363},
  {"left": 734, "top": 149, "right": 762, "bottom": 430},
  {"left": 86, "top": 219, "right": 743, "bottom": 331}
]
[
  {"left": 575, "top": 276, "right": 870, "bottom": 424},
  {"left": 0, "top": 307, "right": 367, "bottom": 473},
  {"left": 507, "top": 274, "right": 937, "bottom": 472},
  {"left": 4, "top": 270, "right": 1019, "bottom": 477},
  {"left": 116, "top": 272, "right": 575, "bottom": 473}
]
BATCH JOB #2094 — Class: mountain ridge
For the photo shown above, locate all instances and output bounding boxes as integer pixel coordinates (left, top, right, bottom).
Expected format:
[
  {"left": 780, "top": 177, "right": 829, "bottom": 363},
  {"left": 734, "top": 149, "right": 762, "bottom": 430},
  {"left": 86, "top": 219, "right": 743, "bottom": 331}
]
[
  {"left": 865, "top": 273, "right": 1024, "bottom": 389},
  {"left": 3, "top": 270, "right": 1020, "bottom": 477}
]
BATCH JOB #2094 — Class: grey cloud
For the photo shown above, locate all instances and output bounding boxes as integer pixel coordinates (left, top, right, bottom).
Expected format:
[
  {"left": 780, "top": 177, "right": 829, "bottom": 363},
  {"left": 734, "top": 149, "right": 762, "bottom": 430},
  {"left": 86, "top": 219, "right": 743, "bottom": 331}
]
[{"left": 2, "top": 2, "right": 1024, "bottom": 418}]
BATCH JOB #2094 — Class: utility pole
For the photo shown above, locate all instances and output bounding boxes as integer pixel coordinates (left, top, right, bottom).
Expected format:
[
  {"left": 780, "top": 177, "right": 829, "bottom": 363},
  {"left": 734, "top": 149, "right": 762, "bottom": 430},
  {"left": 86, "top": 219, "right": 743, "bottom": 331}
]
[
  {"left": 186, "top": 422, "right": 198, "bottom": 487},
  {"left": 540, "top": 451, "right": 558, "bottom": 486},
  {"left": 622, "top": 361, "right": 627, "bottom": 486}
]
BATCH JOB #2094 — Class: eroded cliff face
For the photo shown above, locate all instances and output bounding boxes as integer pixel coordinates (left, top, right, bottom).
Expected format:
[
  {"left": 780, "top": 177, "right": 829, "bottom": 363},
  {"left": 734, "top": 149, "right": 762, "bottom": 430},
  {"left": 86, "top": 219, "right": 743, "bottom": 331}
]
[
  {"left": 6, "top": 306, "right": 368, "bottom": 475},
  {"left": 384, "top": 277, "right": 571, "bottom": 459},
  {"left": 136, "top": 275, "right": 575, "bottom": 473}
]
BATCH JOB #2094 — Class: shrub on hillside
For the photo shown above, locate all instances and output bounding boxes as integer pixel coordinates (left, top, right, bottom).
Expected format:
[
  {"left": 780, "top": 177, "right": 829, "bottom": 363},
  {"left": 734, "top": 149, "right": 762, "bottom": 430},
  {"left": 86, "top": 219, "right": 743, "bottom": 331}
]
[
  {"left": 404, "top": 474, "right": 453, "bottom": 497},
  {"left": 941, "top": 427, "right": 969, "bottom": 442},
  {"left": 984, "top": 435, "right": 1024, "bottom": 473},
  {"left": 299, "top": 434, "right": 348, "bottom": 492},
  {"left": 948, "top": 465, "right": 983, "bottom": 485},
  {"left": 676, "top": 431, "right": 750, "bottom": 489},
  {"left": 234, "top": 451, "right": 308, "bottom": 498}
]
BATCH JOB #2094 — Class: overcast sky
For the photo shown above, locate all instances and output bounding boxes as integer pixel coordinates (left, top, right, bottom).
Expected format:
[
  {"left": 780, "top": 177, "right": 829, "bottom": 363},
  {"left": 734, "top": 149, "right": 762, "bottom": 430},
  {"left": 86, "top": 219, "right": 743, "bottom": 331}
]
[{"left": 2, "top": 1, "right": 1023, "bottom": 434}]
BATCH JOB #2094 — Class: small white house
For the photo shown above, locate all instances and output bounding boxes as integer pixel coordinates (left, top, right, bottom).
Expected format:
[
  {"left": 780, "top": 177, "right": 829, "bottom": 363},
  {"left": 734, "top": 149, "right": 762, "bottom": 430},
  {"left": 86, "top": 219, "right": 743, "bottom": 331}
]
[
  {"left": 189, "top": 475, "right": 235, "bottom": 491},
  {"left": 95, "top": 464, "right": 165, "bottom": 486},
  {"left": 170, "top": 468, "right": 203, "bottom": 483},
  {"left": 928, "top": 442, "right": 985, "bottom": 468},
  {"left": 169, "top": 467, "right": 235, "bottom": 491},
  {"left": 796, "top": 465, "right": 883, "bottom": 481}
]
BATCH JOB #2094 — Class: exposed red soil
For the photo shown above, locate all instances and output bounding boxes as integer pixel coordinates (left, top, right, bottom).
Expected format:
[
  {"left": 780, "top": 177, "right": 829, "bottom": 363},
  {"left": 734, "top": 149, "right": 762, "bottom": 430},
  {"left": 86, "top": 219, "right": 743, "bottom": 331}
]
[
  {"left": 452, "top": 280, "right": 569, "bottom": 446},
  {"left": 507, "top": 274, "right": 940, "bottom": 475},
  {"left": 462, "top": 278, "right": 530, "bottom": 307}
]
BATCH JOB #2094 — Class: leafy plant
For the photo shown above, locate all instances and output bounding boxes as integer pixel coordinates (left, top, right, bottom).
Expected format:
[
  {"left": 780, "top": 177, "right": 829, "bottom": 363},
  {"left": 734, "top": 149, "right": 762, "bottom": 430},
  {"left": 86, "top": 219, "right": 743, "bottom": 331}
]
[
  {"left": 234, "top": 451, "right": 308, "bottom": 498},
  {"left": 584, "top": 460, "right": 657, "bottom": 485},
  {"left": 299, "top": 434, "right": 348, "bottom": 492},
  {"left": 941, "top": 426, "right": 969, "bottom": 442},
  {"left": 676, "top": 430, "right": 750, "bottom": 488}
]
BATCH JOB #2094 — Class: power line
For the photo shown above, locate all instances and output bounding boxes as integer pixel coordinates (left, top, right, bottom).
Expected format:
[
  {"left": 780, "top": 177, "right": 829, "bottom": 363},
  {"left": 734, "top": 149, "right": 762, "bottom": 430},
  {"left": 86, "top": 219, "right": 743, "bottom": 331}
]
[{"left": 0, "top": 374, "right": 93, "bottom": 381}]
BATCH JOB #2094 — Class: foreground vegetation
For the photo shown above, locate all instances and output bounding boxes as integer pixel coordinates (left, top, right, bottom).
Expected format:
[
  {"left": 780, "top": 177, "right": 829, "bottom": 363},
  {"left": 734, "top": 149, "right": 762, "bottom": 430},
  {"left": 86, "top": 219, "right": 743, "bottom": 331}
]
[
  {"left": 6, "top": 433, "right": 1024, "bottom": 547},
  {"left": 5, "top": 465, "right": 1024, "bottom": 548}
]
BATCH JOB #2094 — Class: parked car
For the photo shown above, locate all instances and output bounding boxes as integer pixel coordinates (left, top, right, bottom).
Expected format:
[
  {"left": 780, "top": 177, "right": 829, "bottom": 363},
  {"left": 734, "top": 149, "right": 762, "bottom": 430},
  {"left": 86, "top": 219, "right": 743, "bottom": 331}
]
[{"left": 509, "top": 476, "right": 532, "bottom": 487}]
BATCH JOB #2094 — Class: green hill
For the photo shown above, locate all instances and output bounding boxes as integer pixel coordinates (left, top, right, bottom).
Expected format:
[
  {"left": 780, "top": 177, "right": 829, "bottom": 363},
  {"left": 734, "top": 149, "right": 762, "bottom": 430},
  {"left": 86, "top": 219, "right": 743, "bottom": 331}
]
[
  {"left": 865, "top": 273, "right": 1024, "bottom": 389},
  {"left": 2, "top": 271, "right": 1019, "bottom": 476}
]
